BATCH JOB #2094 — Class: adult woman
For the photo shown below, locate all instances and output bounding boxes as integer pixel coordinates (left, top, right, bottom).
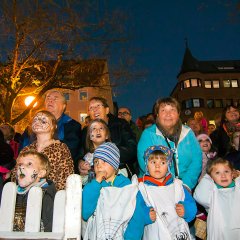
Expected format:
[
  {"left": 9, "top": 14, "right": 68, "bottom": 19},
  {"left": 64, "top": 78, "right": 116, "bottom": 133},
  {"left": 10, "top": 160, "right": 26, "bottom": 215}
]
[
  {"left": 210, "top": 104, "right": 240, "bottom": 157},
  {"left": 13, "top": 110, "right": 74, "bottom": 190},
  {"left": 137, "top": 97, "right": 202, "bottom": 190}
]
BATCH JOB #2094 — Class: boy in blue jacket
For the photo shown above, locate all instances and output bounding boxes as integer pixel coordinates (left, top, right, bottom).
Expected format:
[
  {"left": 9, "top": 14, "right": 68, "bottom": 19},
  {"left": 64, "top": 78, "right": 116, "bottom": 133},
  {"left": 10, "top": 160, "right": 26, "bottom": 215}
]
[
  {"left": 138, "top": 145, "right": 197, "bottom": 240},
  {"left": 82, "top": 142, "right": 155, "bottom": 240}
]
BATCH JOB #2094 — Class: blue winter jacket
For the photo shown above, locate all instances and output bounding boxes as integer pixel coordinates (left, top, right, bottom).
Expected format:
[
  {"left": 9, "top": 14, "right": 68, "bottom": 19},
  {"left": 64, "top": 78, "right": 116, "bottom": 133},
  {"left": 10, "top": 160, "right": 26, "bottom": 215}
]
[
  {"left": 82, "top": 174, "right": 153, "bottom": 240},
  {"left": 139, "top": 175, "right": 197, "bottom": 222},
  {"left": 137, "top": 124, "right": 202, "bottom": 190}
]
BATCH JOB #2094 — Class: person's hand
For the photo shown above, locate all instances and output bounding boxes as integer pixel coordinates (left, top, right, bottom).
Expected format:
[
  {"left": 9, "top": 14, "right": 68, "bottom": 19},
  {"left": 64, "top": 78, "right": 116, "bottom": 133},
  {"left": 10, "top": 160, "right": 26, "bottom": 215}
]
[
  {"left": 176, "top": 203, "right": 185, "bottom": 217},
  {"left": 149, "top": 208, "right": 156, "bottom": 222},
  {"left": 233, "top": 169, "right": 240, "bottom": 179},
  {"left": 95, "top": 171, "right": 107, "bottom": 183},
  {"left": 78, "top": 160, "right": 91, "bottom": 176}
]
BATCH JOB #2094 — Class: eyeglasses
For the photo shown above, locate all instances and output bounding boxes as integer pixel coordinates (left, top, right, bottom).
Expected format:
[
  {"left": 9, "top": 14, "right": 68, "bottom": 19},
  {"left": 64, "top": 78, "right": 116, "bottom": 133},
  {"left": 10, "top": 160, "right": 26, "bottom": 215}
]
[
  {"left": 118, "top": 111, "right": 130, "bottom": 117},
  {"left": 89, "top": 104, "right": 104, "bottom": 112}
]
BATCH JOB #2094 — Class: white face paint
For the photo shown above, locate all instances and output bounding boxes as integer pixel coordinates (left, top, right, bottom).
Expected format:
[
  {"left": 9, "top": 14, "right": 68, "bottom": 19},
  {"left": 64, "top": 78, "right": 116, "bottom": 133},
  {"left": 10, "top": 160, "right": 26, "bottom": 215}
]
[
  {"left": 17, "top": 155, "right": 43, "bottom": 188},
  {"left": 32, "top": 113, "right": 52, "bottom": 133},
  {"left": 89, "top": 122, "right": 108, "bottom": 147}
]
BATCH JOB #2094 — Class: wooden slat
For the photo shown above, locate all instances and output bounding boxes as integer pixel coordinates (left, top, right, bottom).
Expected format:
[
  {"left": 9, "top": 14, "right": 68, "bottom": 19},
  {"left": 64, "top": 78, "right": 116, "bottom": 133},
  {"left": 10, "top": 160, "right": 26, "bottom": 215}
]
[
  {"left": 64, "top": 174, "right": 82, "bottom": 240},
  {"left": 52, "top": 190, "right": 66, "bottom": 233},
  {"left": 0, "top": 182, "right": 17, "bottom": 231},
  {"left": 24, "top": 187, "right": 42, "bottom": 233}
]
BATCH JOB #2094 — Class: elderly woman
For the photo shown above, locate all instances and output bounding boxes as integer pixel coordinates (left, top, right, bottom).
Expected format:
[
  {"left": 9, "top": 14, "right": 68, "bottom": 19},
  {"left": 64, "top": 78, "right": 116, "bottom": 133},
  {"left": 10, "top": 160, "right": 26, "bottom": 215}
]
[
  {"left": 13, "top": 110, "right": 74, "bottom": 190},
  {"left": 137, "top": 97, "right": 202, "bottom": 190},
  {"left": 210, "top": 104, "right": 240, "bottom": 157}
]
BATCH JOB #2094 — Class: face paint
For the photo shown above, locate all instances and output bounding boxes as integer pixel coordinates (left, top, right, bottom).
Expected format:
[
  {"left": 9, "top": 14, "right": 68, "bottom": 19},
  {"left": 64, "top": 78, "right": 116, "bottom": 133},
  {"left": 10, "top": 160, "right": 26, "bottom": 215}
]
[
  {"left": 16, "top": 156, "right": 42, "bottom": 188},
  {"left": 89, "top": 122, "right": 108, "bottom": 145},
  {"left": 32, "top": 113, "right": 52, "bottom": 132}
]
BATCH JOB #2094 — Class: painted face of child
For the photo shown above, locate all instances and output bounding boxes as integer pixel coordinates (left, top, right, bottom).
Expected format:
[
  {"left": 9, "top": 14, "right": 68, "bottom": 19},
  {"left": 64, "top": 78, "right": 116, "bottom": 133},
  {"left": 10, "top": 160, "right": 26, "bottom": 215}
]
[
  {"left": 32, "top": 113, "right": 53, "bottom": 134},
  {"left": 147, "top": 155, "right": 168, "bottom": 182},
  {"left": 93, "top": 158, "right": 116, "bottom": 182},
  {"left": 210, "top": 163, "right": 233, "bottom": 187},
  {"left": 89, "top": 122, "right": 108, "bottom": 147},
  {"left": 198, "top": 137, "right": 211, "bottom": 153},
  {"left": 17, "top": 155, "right": 45, "bottom": 188}
]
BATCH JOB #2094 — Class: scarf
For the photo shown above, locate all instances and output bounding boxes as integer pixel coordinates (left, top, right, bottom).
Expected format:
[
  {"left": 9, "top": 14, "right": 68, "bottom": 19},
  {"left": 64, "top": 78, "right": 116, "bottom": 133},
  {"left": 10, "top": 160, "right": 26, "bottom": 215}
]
[
  {"left": 223, "top": 121, "right": 240, "bottom": 137},
  {"left": 56, "top": 113, "right": 72, "bottom": 140},
  {"left": 156, "top": 119, "right": 182, "bottom": 146}
]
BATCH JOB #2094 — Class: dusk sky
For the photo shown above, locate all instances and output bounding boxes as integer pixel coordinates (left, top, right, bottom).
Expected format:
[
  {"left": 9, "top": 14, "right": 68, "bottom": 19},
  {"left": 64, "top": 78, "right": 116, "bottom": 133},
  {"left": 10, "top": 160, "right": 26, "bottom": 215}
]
[{"left": 111, "top": 0, "right": 240, "bottom": 120}]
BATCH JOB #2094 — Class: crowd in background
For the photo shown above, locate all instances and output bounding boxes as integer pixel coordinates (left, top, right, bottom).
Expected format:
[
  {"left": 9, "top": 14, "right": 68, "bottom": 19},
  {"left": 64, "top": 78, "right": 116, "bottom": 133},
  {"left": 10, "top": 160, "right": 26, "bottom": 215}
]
[{"left": 0, "top": 90, "right": 240, "bottom": 239}]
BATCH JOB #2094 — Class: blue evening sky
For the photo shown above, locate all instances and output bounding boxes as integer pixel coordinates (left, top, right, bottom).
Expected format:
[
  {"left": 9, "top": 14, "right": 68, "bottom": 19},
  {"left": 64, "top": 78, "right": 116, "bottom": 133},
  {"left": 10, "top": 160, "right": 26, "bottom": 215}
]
[{"left": 111, "top": 0, "right": 240, "bottom": 120}]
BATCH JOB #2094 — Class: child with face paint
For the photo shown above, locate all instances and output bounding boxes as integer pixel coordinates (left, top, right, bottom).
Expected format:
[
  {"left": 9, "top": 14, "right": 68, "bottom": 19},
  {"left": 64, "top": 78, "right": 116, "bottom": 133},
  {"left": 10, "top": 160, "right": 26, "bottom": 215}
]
[
  {"left": 14, "top": 150, "right": 56, "bottom": 232},
  {"left": 138, "top": 145, "right": 197, "bottom": 240},
  {"left": 79, "top": 119, "right": 111, "bottom": 185}
]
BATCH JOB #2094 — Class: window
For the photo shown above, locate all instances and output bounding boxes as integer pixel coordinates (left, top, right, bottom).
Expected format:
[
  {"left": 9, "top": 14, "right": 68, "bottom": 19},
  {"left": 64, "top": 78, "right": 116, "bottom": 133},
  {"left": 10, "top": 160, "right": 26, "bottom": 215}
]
[
  {"left": 184, "top": 80, "right": 190, "bottom": 88},
  {"left": 193, "top": 99, "right": 200, "bottom": 107},
  {"left": 204, "top": 81, "right": 212, "bottom": 88},
  {"left": 232, "top": 80, "right": 238, "bottom": 87},
  {"left": 223, "top": 80, "right": 231, "bottom": 88},
  {"left": 79, "top": 90, "right": 88, "bottom": 101},
  {"left": 63, "top": 93, "right": 70, "bottom": 101},
  {"left": 225, "top": 99, "right": 232, "bottom": 106},
  {"left": 191, "top": 79, "right": 198, "bottom": 87},
  {"left": 79, "top": 113, "right": 88, "bottom": 122},
  {"left": 185, "top": 99, "right": 192, "bottom": 109},
  {"left": 207, "top": 100, "right": 214, "bottom": 108},
  {"left": 215, "top": 99, "right": 223, "bottom": 108},
  {"left": 212, "top": 80, "right": 220, "bottom": 88}
]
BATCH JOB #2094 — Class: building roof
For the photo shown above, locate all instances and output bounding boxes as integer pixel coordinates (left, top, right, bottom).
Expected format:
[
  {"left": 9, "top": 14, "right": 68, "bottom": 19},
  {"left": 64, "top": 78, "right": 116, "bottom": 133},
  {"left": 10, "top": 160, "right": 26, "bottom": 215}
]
[{"left": 178, "top": 46, "right": 240, "bottom": 76}]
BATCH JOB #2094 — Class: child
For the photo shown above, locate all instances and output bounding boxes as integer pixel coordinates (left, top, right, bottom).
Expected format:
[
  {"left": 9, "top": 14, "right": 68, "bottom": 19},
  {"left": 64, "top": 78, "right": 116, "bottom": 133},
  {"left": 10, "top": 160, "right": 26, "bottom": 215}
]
[
  {"left": 13, "top": 150, "right": 56, "bottom": 232},
  {"left": 82, "top": 142, "right": 155, "bottom": 240},
  {"left": 194, "top": 111, "right": 208, "bottom": 134},
  {"left": 194, "top": 158, "right": 240, "bottom": 239},
  {"left": 197, "top": 134, "right": 217, "bottom": 181},
  {"left": 80, "top": 119, "right": 110, "bottom": 185},
  {"left": 138, "top": 145, "right": 197, "bottom": 240}
]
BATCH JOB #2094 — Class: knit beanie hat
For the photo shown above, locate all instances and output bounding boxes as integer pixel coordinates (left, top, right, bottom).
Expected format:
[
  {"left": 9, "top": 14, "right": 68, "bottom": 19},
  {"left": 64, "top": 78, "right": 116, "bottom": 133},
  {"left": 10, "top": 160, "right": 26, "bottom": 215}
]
[
  {"left": 144, "top": 145, "right": 173, "bottom": 174},
  {"left": 197, "top": 134, "right": 212, "bottom": 144},
  {"left": 93, "top": 142, "right": 120, "bottom": 170}
]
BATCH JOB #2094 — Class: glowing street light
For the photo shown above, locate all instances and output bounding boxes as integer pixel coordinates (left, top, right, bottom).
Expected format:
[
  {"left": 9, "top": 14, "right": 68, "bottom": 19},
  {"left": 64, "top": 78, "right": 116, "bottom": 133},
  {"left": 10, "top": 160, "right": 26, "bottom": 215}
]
[{"left": 24, "top": 96, "right": 37, "bottom": 107}]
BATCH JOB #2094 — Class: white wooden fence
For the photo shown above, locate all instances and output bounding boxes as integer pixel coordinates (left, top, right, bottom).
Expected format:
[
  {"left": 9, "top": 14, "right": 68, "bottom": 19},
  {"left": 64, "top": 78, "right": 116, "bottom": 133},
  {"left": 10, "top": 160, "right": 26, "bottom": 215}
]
[{"left": 0, "top": 174, "right": 82, "bottom": 240}]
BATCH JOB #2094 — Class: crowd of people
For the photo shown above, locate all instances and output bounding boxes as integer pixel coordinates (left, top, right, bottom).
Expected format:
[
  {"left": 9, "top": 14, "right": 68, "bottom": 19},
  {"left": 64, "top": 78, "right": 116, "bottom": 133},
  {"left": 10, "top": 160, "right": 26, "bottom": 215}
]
[{"left": 0, "top": 90, "right": 240, "bottom": 240}]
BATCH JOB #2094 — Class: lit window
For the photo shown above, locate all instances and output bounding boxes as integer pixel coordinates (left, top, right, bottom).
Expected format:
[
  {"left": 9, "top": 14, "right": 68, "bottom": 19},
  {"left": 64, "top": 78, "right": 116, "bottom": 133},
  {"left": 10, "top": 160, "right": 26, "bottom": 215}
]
[
  {"left": 223, "top": 80, "right": 231, "bottom": 88},
  {"left": 79, "top": 90, "right": 88, "bottom": 100},
  {"left": 184, "top": 80, "right": 190, "bottom": 88},
  {"left": 212, "top": 80, "right": 220, "bottom": 88},
  {"left": 215, "top": 99, "right": 223, "bottom": 108},
  {"left": 232, "top": 80, "right": 238, "bottom": 87},
  {"left": 193, "top": 99, "right": 200, "bottom": 107},
  {"left": 63, "top": 93, "right": 70, "bottom": 101},
  {"left": 204, "top": 81, "right": 212, "bottom": 88},
  {"left": 207, "top": 100, "right": 214, "bottom": 108},
  {"left": 79, "top": 113, "right": 88, "bottom": 122},
  {"left": 191, "top": 79, "right": 198, "bottom": 87}
]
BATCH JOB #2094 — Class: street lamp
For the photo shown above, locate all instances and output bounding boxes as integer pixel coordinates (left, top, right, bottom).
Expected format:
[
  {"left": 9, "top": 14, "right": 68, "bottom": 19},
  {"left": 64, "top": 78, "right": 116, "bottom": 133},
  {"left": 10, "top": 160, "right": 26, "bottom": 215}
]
[{"left": 24, "top": 96, "right": 37, "bottom": 107}]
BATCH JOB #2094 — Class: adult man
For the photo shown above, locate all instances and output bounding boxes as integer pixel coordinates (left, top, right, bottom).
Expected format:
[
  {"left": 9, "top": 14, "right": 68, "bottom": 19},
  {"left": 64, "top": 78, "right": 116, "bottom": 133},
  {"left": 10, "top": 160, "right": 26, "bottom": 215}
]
[
  {"left": 118, "top": 107, "right": 142, "bottom": 142},
  {"left": 79, "top": 97, "right": 137, "bottom": 177}
]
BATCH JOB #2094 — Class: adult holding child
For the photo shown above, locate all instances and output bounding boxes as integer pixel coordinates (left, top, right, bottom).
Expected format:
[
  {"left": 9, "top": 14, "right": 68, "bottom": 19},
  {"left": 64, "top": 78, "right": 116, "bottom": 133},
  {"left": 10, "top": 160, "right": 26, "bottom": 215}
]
[
  {"left": 14, "top": 110, "right": 74, "bottom": 190},
  {"left": 138, "top": 97, "right": 202, "bottom": 191}
]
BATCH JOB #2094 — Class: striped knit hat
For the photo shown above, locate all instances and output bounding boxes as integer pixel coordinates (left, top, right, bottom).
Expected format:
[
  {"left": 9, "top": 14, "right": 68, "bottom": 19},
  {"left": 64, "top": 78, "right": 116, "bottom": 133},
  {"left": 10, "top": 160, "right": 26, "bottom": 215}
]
[{"left": 93, "top": 142, "right": 120, "bottom": 170}]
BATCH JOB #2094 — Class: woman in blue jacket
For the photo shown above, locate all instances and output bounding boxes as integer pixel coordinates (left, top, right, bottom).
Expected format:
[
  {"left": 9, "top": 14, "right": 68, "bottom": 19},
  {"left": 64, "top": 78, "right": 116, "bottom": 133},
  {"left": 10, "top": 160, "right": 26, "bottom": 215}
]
[{"left": 138, "top": 97, "right": 202, "bottom": 191}]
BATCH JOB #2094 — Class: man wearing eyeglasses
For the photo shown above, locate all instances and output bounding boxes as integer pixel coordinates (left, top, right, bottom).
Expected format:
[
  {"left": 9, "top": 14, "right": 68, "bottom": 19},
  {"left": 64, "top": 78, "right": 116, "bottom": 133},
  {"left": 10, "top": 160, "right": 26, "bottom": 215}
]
[
  {"left": 118, "top": 107, "right": 142, "bottom": 142},
  {"left": 79, "top": 97, "right": 137, "bottom": 178}
]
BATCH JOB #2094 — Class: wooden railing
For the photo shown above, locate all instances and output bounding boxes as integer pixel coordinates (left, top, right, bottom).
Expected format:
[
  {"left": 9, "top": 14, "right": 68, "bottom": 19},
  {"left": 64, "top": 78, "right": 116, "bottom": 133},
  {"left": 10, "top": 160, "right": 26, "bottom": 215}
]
[{"left": 0, "top": 174, "right": 82, "bottom": 240}]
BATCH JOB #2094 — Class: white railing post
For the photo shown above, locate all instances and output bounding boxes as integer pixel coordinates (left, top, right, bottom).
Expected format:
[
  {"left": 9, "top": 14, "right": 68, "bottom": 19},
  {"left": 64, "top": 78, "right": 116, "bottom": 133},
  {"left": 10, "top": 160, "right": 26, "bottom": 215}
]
[
  {"left": 0, "top": 182, "right": 17, "bottom": 231},
  {"left": 64, "top": 174, "right": 82, "bottom": 240},
  {"left": 25, "top": 186, "right": 43, "bottom": 232}
]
